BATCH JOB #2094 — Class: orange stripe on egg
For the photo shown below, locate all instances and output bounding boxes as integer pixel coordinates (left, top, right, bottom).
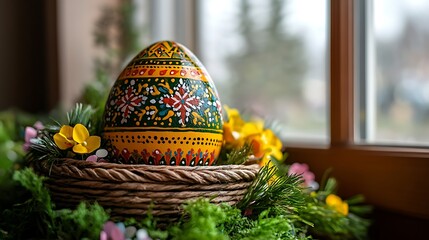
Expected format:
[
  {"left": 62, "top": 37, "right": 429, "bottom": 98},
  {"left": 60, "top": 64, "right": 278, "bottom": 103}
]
[{"left": 118, "top": 66, "right": 209, "bottom": 82}]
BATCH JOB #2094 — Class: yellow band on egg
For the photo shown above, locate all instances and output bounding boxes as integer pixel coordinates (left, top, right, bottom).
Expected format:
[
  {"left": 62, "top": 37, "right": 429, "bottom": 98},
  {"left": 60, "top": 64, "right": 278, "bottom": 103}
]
[{"left": 104, "top": 126, "right": 223, "bottom": 134}]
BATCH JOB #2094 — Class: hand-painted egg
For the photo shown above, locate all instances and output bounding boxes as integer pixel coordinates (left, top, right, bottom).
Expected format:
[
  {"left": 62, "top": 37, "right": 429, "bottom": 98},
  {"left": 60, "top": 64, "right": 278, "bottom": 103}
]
[{"left": 102, "top": 41, "right": 223, "bottom": 166}]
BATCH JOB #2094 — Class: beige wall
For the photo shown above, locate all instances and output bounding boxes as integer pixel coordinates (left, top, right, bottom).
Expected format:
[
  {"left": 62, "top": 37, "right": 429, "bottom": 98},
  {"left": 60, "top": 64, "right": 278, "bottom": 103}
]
[
  {"left": 57, "top": 0, "right": 195, "bottom": 109},
  {"left": 58, "top": 0, "right": 117, "bottom": 109}
]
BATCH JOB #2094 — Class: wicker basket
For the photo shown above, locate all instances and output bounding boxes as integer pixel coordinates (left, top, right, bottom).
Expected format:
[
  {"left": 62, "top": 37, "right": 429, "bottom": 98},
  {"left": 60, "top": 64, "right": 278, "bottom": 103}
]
[{"left": 34, "top": 158, "right": 259, "bottom": 221}]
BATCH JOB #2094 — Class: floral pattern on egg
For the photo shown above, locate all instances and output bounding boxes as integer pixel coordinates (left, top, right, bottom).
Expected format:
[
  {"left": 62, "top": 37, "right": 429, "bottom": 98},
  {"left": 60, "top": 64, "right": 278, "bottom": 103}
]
[{"left": 103, "top": 41, "right": 223, "bottom": 166}]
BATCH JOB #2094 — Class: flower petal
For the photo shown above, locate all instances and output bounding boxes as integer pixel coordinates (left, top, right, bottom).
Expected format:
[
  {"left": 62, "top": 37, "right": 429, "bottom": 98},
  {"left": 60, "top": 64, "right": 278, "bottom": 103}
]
[
  {"left": 96, "top": 149, "right": 108, "bottom": 158},
  {"left": 33, "top": 121, "right": 44, "bottom": 130},
  {"left": 73, "top": 124, "right": 89, "bottom": 144},
  {"left": 224, "top": 105, "right": 245, "bottom": 130},
  {"left": 25, "top": 127, "right": 37, "bottom": 142},
  {"left": 326, "top": 194, "right": 342, "bottom": 207},
  {"left": 223, "top": 123, "right": 236, "bottom": 143},
  {"left": 85, "top": 136, "right": 101, "bottom": 153},
  {"left": 326, "top": 194, "right": 349, "bottom": 215},
  {"left": 250, "top": 137, "right": 265, "bottom": 158},
  {"left": 242, "top": 122, "right": 263, "bottom": 138},
  {"left": 268, "top": 147, "right": 283, "bottom": 161},
  {"left": 59, "top": 125, "right": 73, "bottom": 139},
  {"left": 262, "top": 129, "right": 282, "bottom": 149},
  {"left": 54, "top": 133, "right": 74, "bottom": 150},
  {"left": 100, "top": 231, "right": 108, "bottom": 240},
  {"left": 86, "top": 155, "right": 98, "bottom": 162},
  {"left": 73, "top": 144, "right": 88, "bottom": 154},
  {"left": 340, "top": 202, "right": 349, "bottom": 215}
]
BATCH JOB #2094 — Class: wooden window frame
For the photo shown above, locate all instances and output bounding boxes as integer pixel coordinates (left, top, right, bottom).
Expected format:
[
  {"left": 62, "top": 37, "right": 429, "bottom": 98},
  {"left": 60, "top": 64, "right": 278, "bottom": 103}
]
[{"left": 285, "top": 0, "right": 429, "bottom": 219}]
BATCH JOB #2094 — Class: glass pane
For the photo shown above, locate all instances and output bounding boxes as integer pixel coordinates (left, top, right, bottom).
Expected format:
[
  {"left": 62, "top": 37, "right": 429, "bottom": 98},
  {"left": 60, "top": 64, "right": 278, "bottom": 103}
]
[
  {"left": 199, "top": 0, "right": 328, "bottom": 142},
  {"left": 359, "top": 0, "right": 429, "bottom": 145}
]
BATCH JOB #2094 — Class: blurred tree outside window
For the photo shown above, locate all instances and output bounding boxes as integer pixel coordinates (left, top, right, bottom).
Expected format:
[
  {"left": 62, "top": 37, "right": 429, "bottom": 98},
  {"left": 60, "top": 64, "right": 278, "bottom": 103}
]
[
  {"left": 357, "top": 0, "right": 429, "bottom": 145},
  {"left": 199, "top": 0, "right": 328, "bottom": 142}
]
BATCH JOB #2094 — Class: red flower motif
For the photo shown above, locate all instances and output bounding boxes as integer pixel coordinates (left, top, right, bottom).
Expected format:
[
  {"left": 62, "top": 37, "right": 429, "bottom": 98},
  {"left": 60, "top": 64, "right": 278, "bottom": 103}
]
[
  {"left": 186, "top": 149, "right": 195, "bottom": 165},
  {"left": 174, "top": 148, "right": 183, "bottom": 161},
  {"left": 152, "top": 149, "right": 163, "bottom": 165},
  {"left": 202, "top": 150, "right": 209, "bottom": 164},
  {"left": 141, "top": 149, "right": 151, "bottom": 164},
  {"left": 162, "top": 87, "right": 200, "bottom": 125},
  {"left": 209, "top": 150, "right": 216, "bottom": 165},
  {"left": 116, "top": 87, "right": 143, "bottom": 123}
]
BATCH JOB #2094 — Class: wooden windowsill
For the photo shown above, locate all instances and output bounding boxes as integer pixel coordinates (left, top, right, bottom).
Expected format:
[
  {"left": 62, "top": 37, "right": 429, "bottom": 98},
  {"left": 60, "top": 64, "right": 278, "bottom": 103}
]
[{"left": 285, "top": 144, "right": 429, "bottom": 219}]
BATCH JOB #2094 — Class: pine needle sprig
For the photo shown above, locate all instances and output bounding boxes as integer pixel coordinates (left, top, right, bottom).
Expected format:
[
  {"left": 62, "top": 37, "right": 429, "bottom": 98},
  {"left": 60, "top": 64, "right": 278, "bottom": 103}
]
[
  {"left": 217, "top": 143, "right": 253, "bottom": 165},
  {"left": 66, "top": 103, "right": 96, "bottom": 131},
  {"left": 237, "top": 165, "right": 310, "bottom": 217},
  {"left": 26, "top": 131, "right": 64, "bottom": 163}
]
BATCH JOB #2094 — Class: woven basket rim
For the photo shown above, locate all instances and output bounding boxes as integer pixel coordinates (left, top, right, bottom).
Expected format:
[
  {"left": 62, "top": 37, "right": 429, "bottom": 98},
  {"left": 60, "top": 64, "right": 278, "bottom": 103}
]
[
  {"left": 35, "top": 158, "right": 260, "bottom": 185},
  {"left": 35, "top": 158, "right": 260, "bottom": 218}
]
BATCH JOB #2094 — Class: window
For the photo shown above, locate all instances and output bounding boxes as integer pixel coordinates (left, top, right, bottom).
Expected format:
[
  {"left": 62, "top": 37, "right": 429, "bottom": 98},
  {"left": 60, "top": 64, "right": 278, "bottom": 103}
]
[
  {"left": 356, "top": 0, "right": 429, "bottom": 145},
  {"left": 199, "top": 0, "right": 329, "bottom": 143}
]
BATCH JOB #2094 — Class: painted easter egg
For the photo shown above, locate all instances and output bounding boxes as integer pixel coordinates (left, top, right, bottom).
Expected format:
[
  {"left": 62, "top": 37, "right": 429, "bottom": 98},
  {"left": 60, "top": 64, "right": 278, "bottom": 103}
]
[{"left": 102, "top": 41, "right": 223, "bottom": 166}]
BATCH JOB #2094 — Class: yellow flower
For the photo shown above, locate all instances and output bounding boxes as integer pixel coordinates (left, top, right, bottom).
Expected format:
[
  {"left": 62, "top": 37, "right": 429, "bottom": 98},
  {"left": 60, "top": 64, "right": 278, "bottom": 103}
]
[
  {"left": 223, "top": 105, "right": 285, "bottom": 167},
  {"left": 249, "top": 136, "right": 264, "bottom": 158},
  {"left": 223, "top": 122, "right": 236, "bottom": 144},
  {"left": 53, "top": 125, "right": 75, "bottom": 150},
  {"left": 242, "top": 121, "right": 265, "bottom": 157},
  {"left": 224, "top": 105, "right": 265, "bottom": 147},
  {"left": 241, "top": 121, "right": 264, "bottom": 138},
  {"left": 326, "top": 194, "right": 349, "bottom": 216},
  {"left": 261, "top": 129, "right": 282, "bottom": 151},
  {"left": 72, "top": 124, "right": 101, "bottom": 154},
  {"left": 223, "top": 105, "right": 247, "bottom": 147},
  {"left": 258, "top": 129, "right": 283, "bottom": 166},
  {"left": 224, "top": 105, "right": 245, "bottom": 131}
]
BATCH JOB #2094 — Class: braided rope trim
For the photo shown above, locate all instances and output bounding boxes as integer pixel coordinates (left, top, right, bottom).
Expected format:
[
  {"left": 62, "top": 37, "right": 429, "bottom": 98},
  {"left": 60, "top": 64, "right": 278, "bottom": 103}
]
[
  {"left": 45, "top": 178, "right": 253, "bottom": 191},
  {"left": 37, "top": 158, "right": 260, "bottom": 184},
  {"left": 51, "top": 193, "right": 244, "bottom": 206},
  {"left": 46, "top": 183, "right": 250, "bottom": 199},
  {"left": 36, "top": 158, "right": 259, "bottom": 218}
]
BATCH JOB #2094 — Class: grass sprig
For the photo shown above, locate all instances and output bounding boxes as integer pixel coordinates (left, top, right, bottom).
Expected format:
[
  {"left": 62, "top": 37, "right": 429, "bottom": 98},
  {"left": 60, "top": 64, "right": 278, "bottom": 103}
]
[
  {"left": 26, "top": 131, "right": 64, "bottom": 162},
  {"left": 67, "top": 103, "right": 96, "bottom": 130},
  {"left": 237, "top": 165, "right": 310, "bottom": 216},
  {"left": 216, "top": 143, "right": 253, "bottom": 165}
]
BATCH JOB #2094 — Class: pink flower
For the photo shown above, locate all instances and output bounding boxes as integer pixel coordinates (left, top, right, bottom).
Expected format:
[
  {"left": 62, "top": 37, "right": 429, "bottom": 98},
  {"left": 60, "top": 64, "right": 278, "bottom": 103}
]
[
  {"left": 100, "top": 231, "right": 108, "bottom": 240},
  {"left": 101, "top": 221, "right": 124, "bottom": 240},
  {"left": 86, "top": 149, "right": 109, "bottom": 162},
  {"left": 86, "top": 155, "right": 98, "bottom": 162},
  {"left": 33, "top": 121, "right": 44, "bottom": 131},
  {"left": 23, "top": 121, "right": 44, "bottom": 152},
  {"left": 288, "top": 163, "right": 316, "bottom": 187}
]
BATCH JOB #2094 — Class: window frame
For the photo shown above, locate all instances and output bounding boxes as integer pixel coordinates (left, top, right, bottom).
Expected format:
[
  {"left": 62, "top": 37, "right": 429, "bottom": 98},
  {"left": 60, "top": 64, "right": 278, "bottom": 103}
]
[{"left": 285, "top": 0, "right": 429, "bottom": 219}]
